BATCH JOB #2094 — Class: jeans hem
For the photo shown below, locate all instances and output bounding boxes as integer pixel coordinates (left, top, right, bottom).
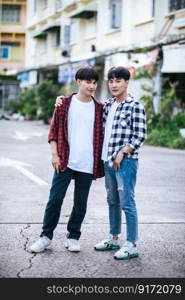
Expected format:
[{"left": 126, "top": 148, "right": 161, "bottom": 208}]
[
  {"left": 67, "top": 232, "right": 80, "bottom": 240},
  {"left": 40, "top": 233, "right": 53, "bottom": 240}
]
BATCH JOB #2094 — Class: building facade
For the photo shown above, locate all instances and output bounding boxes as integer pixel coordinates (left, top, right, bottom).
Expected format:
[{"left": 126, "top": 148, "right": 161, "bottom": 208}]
[
  {"left": 0, "top": 0, "right": 26, "bottom": 109},
  {"left": 24, "top": 0, "right": 185, "bottom": 110}
]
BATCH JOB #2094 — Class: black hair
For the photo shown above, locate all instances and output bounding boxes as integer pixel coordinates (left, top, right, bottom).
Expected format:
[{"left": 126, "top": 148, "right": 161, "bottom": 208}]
[
  {"left": 108, "top": 66, "right": 130, "bottom": 81},
  {"left": 75, "top": 67, "right": 99, "bottom": 82}
]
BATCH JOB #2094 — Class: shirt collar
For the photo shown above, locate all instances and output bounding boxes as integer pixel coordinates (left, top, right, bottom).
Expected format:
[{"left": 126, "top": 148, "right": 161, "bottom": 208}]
[
  {"left": 108, "top": 93, "right": 134, "bottom": 104},
  {"left": 125, "top": 93, "right": 134, "bottom": 103}
]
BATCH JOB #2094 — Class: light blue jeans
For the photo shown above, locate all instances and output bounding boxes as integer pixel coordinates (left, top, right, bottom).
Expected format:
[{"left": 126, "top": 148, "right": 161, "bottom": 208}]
[{"left": 104, "top": 157, "right": 138, "bottom": 243}]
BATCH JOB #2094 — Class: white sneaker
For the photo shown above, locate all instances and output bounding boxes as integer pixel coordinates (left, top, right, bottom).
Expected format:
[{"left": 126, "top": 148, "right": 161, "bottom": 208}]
[
  {"left": 30, "top": 236, "right": 51, "bottom": 253},
  {"left": 114, "top": 241, "right": 138, "bottom": 260},
  {"left": 94, "top": 236, "right": 120, "bottom": 251},
  {"left": 65, "top": 238, "right": 80, "bottom": 252}
]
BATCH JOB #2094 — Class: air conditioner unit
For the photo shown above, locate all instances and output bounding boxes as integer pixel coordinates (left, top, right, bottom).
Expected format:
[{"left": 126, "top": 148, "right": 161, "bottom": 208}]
[
  {"left": 61, "top": 45, "right": 70, "bottom": 57},
  {"left": 91, "top": 44, "right": 96, "bottom": 52}
]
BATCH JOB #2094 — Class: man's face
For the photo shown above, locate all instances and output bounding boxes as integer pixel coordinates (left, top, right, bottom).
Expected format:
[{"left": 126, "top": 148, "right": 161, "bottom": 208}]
[
  {"left": 108, "top": 77, "right": 129, "bottom": 98},
  {"left": 77, "top": 79, "right": 97, "bottom": 96}
]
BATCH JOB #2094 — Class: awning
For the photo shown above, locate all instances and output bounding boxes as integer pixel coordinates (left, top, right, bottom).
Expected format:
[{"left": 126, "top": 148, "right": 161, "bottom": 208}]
[
  {"left": 31, "top": 30, "right": 46, "bottom": 38},
  {"left": 69, "top": 2, "right": 97, "bottom": 19},
  {"left": 31, "top": 23, "right": 60, "bottom": 38},
  {"left": 70, "top": 10, "right": 96, "bottom": 18},
  {"left": 161, "top": 43, "right": 185, "bottom": 73},
  {"left": 44, "top": 25, "right": 60, "bottom": 32}
]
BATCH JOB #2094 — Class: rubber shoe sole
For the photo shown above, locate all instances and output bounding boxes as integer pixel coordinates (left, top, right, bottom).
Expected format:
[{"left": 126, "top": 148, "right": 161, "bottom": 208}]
[
  {"left": 114, "top": 253, "right": 139, "bottom": 260},
  {"left": 30, "top": 247, "right": 46, "bottom": 253},
  {"left": 66, "top": 247, "right": 80, "bottom": 253},
  {"left": 30, "top": 240, "right": 51, "bottom": 253},
  {"left": 94, "top": 244, "right": 120, "bottom": 251},
  {"left": 65, "top": 243, "right": 80, "bottom": 252}
]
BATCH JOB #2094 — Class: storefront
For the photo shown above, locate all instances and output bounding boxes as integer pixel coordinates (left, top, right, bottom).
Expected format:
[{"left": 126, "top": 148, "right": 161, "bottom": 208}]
[
  {"left": 17, "top": 70, "right": 38, "bottom": 88},
  {"left": 161, "top": 43, "right": 185, "bottom": 111}
]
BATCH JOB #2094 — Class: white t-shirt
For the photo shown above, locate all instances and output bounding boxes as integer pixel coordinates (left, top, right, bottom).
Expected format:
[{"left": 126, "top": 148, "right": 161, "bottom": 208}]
[
  {"left": 101, "top": 101, "right": 120, "bottom": 162},
  {"left": 67, "top": 95, "right": 95, "bottom": 174}
]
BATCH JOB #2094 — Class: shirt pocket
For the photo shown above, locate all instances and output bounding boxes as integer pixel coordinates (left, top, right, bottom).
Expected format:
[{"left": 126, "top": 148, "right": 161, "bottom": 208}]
[{"left": 120, "top": 112, "right": 131, "bottom": 128}]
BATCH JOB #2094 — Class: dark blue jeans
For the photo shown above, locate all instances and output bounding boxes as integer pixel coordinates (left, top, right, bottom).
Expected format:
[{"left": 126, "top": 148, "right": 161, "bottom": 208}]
[{"left": 41, "top": 168, "right": 93, "bottom": 240}]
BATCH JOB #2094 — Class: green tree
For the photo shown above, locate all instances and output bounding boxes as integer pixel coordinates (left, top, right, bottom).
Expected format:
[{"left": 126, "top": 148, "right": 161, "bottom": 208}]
[
  {"left": 140, "top": 77, "right": 185, "bottom": 149},
  {"left": 4, "top": 87, "right": 37, "bottom": 119},
  {"left": 160, "top": 81, "right": 180, "bottom": 125},
  {"left": 37, "top": 80, "right": 60, "bottom": 124}
]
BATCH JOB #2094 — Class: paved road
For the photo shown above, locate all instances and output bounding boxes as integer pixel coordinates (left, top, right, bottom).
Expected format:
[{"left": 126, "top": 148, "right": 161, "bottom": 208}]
[{"left": 0, "top": 120, "right": 185, "bottom": 278}]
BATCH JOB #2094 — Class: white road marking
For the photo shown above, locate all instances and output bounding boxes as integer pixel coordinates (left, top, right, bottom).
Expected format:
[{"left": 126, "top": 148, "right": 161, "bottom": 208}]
[
  {"left": 13, "top": 131, "right": 43, "bottom": 141},
  {"left": 0, "top": 158, "right": 48, "bottom": 186}
]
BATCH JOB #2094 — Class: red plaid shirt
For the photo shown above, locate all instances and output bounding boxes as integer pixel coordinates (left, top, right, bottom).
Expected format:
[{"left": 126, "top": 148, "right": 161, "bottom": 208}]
[{"left": 48, "top": 93, "right": 104, "bottom": 179}]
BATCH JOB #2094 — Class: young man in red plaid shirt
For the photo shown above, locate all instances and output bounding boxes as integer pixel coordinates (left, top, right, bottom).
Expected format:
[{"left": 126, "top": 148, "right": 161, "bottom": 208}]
[{"left": 30, "top": 67, "right": 104, "bottom": 253}]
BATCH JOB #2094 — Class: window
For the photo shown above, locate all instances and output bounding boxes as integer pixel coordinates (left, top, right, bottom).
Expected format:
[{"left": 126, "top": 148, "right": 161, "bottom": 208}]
[
  {"left": 64, "top": 25, "right": 70, "bottom": 44},
  {"left": 152, "top": 0, "right": 156, "bottom": 17},
  {"left": 42, "top": 37, "right": 48, "bottom": 52},
  {"left": 169, "top": 0, "right": 185, "bottom": 12},
  {"left": 2, "top": 5, "right": 20, "bottom": 23},
  {"left": 0, "top": 46, "right": 11, "bottom": 60},
  {"left": 70, "top": 19, "right": 78, "bottom": 44},
  {"left": 30, "top": 39, "right": 36, "bottom": 57},
  {"left": 43, "top": 0, "right": 48, "bottom": 8},
  {"left": 109, "top": 0, "right": 122, "bottom": 29},
  {"left": 33, "top": 0, "right": 37, "bottom": 13},
  {"left": 0, "top": 43, "right": 20, "bottom": 61},
  {"left": 11, "top": 46, "right": 20, "bottom": 61},
  {"left": 52, "top": 29, "right": 61, "bottom": 47},
  {"left": 55, "top": 0, "right": 62, "bottom": 11},
  {"left": 134, "top": 0, "right": 155, "bottom": 24},
  {"left": 42, "top": 0, "right": 49, "bottom": 8}
]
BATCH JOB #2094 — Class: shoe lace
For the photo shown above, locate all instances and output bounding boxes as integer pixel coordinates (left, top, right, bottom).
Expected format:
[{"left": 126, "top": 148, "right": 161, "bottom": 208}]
[
  {"left": 102, "top": 237, "right": 111, "bottom": 243},
  {"left": 102, "top": 237, "right": 116, "bottom": 246}
]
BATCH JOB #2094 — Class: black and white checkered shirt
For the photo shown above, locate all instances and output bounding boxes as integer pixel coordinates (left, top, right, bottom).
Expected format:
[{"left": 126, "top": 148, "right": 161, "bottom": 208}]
[{"left": 103, "top": 93, "right": 147, "bottom": 166}]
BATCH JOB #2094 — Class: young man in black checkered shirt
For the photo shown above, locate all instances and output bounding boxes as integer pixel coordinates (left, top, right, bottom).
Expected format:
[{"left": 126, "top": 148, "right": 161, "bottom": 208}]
[{"left": 94, "top": 66, "right": 147, "bottom": 260}]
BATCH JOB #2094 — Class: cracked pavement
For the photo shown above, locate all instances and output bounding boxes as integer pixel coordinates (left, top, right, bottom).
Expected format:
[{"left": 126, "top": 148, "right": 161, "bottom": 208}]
[
  {"left": 16, "top": 224, "right": 36, "bottom": 278},
  {"left": 0, "top": 120, "right": 185, "bottom": 278}
]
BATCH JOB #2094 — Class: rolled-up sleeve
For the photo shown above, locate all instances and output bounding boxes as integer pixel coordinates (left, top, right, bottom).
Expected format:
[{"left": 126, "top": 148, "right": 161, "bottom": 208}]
[
  {"left": 128, "top": 102, "right": 147, "bottom": 150},
  {"left": 48, "top": 108, "right": 59, "bottom": 143}
]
